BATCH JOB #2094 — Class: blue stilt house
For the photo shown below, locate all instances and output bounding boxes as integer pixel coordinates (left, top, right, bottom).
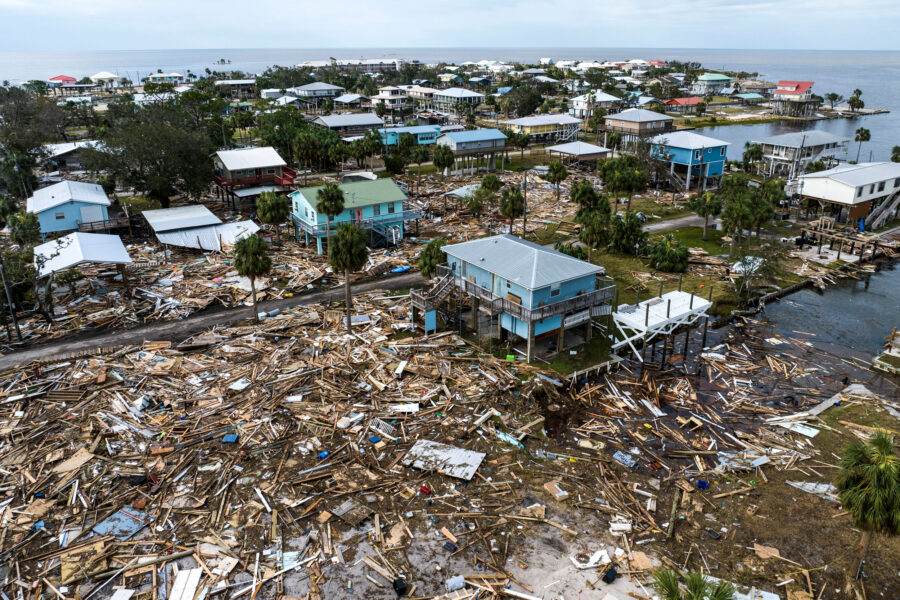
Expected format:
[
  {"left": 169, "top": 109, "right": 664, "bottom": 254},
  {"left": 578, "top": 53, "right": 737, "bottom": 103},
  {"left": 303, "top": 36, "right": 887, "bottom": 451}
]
[
  {"left": 411, "top": 235, "right": 616, "bottom": 362},
  {"left": 651, "top": 131, "right": 729, "bottom": 191}
]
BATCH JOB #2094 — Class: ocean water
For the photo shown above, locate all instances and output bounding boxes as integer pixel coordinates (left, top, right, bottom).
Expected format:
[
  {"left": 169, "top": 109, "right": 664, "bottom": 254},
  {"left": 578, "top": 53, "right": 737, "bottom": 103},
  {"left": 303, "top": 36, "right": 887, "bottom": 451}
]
[{"left": 0, "top": 47, "right": 897, "bottom": 159}]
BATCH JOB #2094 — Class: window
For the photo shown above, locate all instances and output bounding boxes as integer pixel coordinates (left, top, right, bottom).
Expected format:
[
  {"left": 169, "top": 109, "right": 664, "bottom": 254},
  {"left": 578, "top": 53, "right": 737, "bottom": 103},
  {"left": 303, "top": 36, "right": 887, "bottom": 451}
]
[
  {"left": 720, "top": 147, "right": 726, "bottom": 156},
  {"left": 877, "top": 181, "right": 885, "bottom": 192},
  {"left": 55, "top": 212, "right": 65, "bottom": 220},
  {"left": 506, "top": 280, "right": 511, "bottom": 289},
  {"left": 374, "top": 204, "right": 381, "bottom": 216},
  {"left": 857, "top": 187, "right": 863, "bottom": 197},
  {"left": 266, "top": 168, "right": 275, "bottom": 174},
  {"left": 894, "top": 178, "right": 900, "bottom": 188},
  {"left": 694, "top": 150, "right": 702, "bottom": 160},
  {"left": 550, "top": 283, "right": 561, "bottom": 298},
  {"left": 869, "top": 184, "right": 875, "bottom": 193},
  {"left": 388, "top": 203, "right": 396, "bottom": 214}
]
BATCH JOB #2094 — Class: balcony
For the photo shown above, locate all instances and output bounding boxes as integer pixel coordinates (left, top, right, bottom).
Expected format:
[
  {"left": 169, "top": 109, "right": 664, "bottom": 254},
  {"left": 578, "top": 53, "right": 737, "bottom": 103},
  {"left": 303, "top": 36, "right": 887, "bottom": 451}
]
[
  {"left": 214, "top": 165, "right": 297, "bottom": 188},
  {"left": 421, "top": 265, "right": 616, "bottom": 324},
  {"left": 291, "top": 209, "right": 423, "bottom": 237}
]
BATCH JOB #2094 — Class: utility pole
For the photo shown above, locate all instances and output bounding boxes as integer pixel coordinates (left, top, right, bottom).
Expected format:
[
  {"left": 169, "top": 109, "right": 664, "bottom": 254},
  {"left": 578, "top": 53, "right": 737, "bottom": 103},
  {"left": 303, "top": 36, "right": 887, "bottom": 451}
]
[{"left": 522, "top": 169, "right": 528, "bottom": 237}]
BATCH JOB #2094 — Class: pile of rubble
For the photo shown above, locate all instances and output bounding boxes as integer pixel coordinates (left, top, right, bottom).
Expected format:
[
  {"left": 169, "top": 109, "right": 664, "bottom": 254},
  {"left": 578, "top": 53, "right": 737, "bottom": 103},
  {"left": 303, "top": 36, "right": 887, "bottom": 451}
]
[{"left": 1, "top": 285, "right": 893, "bottom": 599}]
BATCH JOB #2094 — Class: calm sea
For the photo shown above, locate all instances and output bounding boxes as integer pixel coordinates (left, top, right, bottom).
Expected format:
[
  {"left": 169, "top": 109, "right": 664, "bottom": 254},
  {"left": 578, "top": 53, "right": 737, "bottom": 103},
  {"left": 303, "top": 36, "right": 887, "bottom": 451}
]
[{"left": 0, "top": 47, "right": 898, "bottom": 158}]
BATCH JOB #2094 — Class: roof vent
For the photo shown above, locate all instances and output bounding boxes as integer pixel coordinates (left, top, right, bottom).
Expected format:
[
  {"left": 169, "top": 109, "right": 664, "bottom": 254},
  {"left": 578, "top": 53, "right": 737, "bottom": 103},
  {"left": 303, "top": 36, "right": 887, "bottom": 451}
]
[{"left": 480, "top": 257, "right": 485, "bottom": 261}]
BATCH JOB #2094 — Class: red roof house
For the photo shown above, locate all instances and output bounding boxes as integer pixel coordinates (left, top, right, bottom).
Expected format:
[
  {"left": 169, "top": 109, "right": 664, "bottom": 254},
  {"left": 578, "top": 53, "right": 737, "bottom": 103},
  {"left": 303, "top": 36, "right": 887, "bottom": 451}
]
[
  {"left": 49, "top": 75, "right": 77, "bottom": 84},
  {"left": 773, "top": 81, "right": 814, "bottom": 98},
  {"left": 664, "top": 97, "right": 704, "bottom": 113}
]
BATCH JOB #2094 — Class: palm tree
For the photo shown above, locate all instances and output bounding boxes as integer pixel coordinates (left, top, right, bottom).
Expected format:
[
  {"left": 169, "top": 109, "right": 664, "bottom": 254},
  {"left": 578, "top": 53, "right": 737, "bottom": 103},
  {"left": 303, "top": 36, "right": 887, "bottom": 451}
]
[
  {"left": 545, "top": 161, "right": 568, "bottom": 203},
  {"left": 410, "top": 145, "right": 430, "bottom": 193},
  {"left": 577, "top": 208, "right": 610, "bottom": 262},
  {"left": 854, "top": 127, "right": 871, "bottom": 162},
  {"left": 836, "top": 432, "right": 900, "bottom": 555},
  {"left": 316, "top": 182, "right": 345, "bottom": 252},
  {"left": 256, "top": 191, "right": 289, "bottom": 242},
  {"left": 515, "top": 133, "right": 531, "bottom": 159},
  {"left": 233, "top": 235, "right": 272, "bottom": 322},
  {"left": 417, "top": 238, "right": 447, "bottom": 278},
  {"left": 690, "top": 192, "right": 723, "bottom": 241},
  {"left": 432, "top": 145, "right": 455, "bottom": 178},
  {"left": 653, "top": 569, "right": 735, "bottom": 600},
  {"left": 328, "top": 224, "right": 369, "bottom": 334},
  {"left": 500, "top": 186, "right": 526, "bottom": 235}
]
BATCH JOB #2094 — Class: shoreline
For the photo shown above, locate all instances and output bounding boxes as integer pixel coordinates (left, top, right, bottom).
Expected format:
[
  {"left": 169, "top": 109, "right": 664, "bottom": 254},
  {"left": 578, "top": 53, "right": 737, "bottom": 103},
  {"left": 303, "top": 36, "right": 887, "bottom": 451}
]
[{"left": 682, "top": 108, "right": 890, "bottom": 130}]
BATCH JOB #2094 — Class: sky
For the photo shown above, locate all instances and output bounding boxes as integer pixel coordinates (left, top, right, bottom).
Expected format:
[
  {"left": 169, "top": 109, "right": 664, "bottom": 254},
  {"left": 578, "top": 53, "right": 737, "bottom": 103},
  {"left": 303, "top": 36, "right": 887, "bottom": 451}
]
[{"left": 1, "top": 0, "right": 899, "bottom": 51}]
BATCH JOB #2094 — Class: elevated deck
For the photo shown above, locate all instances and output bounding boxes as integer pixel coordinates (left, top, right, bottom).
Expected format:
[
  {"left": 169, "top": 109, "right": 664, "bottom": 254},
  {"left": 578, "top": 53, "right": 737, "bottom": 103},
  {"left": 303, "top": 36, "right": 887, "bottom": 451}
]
[{"left": 612, "top": 290, "right": 712, "bottom": 360}]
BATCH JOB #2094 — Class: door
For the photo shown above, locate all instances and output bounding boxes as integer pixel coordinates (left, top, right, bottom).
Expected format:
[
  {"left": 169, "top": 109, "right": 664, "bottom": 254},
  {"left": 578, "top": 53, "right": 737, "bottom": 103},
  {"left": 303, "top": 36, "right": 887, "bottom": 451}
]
[
  {"left": 355, "top": 207, "right": 364, "bottom": 224},
  {"left": 492, "top": 275, "right": 502, "bottom": 296},
  {"left": 80, "top": 205, "right": 103, "bottom": 224}
]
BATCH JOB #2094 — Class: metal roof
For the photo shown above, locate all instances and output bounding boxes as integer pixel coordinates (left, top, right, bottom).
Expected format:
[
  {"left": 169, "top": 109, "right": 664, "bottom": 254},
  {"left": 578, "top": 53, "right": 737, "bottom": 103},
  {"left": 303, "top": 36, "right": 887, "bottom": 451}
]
[
  {"left": 156, "top": 220, "right": 259, "bottom": 252},
  {"left": 753, "top": 130, "right": 849, "bottom": 148},
  {"left": 697, "top": 73, "right": 731, "bottom": 81},
  {"left": 651, "top": 130, "right": 729, "bottom": 150},
  {"left": 606, "top": 108, "right": 674, "bottom": 123},
  {"left": 799, "top": 162, "right": 900, "bottom": 187},
  {"left": 26, "top": 180, "right": 110, "bottom": 214},
  {"left": 142, "top": 205, "right": 222, "bottom": 233},
  {"left": 380, "top": 125, "right": 442, "bottom": 136},
  {"left": 43, "top": 140, "right": 100, "bottom": 158},
  {"left": 292, "top": 178, "right": 406, "bottom": 210},
  {"left": 546, "top": 140, "right": 610, "bottom": 156},
  {"left": 434, "top": 87, "right": 484, "bottom": 99},
  {"left": 34, "top": 232, "right": 131, "bottom": 278},
  {"left": 215, "top": 147, "right": 286, "bottom": 171},
  {"left": 291, "top": 82, "right": 344, "bottom": 91},
  {"left": 314, "top": 113, "right": 384, "bottom": 128},
  {"left": 443, "top": 234, "right": 604, "bottom": 290},
  {"left": 334, "top": 93, "right": 365, "bottom": 103},
  {"left": 505, "top": 115, "right": 581, "bottom": 126},
  {"left": 439, "top": 129, "right": 507, "bottom": 144},
  {"left": 572, "top": 90, "right": 620, "bottom": 103},
  {"left": 402, "top": 440, "right": 485, "bottom": 481},
  {"left": 215, "top": 79, "right": 256, "bottom": 85}
]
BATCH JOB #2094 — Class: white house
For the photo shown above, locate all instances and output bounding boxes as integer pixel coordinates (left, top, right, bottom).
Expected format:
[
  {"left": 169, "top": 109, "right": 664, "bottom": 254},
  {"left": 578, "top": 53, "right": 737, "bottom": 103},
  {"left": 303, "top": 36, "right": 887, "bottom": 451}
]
[
  {"left": 798, "top": 162, "right": 900, "bottom": 225},
  {"left": 570, "top": 90, "right": 620, "bottom": 118}
]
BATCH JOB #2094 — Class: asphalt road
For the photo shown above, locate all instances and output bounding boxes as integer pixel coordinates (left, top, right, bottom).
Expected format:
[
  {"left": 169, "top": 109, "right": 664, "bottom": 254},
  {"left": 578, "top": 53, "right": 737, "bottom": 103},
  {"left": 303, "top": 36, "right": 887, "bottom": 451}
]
[
  {"left": 643, "top": 214, "right": 718, "bottom": 233},
  {"left": 0, "top": 271, "right": 425, "bottom": 371}
]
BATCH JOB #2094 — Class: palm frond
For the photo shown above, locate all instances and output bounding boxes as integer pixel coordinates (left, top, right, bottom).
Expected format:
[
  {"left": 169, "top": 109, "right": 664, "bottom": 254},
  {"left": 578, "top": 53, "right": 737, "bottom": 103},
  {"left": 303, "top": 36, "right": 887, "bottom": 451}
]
[{"left": 652, "top": 568, "right": 681, "bottom": 600}]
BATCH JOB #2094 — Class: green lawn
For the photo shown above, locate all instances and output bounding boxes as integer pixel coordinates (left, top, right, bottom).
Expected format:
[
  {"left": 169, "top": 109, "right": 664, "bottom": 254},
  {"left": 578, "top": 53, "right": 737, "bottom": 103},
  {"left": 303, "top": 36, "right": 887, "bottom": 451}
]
[{"left": 655, "top": 225, "right": 726, "bottom": 254}]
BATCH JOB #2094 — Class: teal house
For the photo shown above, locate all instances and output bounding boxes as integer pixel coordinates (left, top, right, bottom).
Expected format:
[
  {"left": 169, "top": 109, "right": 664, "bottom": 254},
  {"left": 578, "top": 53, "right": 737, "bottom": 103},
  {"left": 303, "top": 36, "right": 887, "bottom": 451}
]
[
  {"left": 380, "top": 125, "right": 442, "bottom": 146},
  {"left": 290, "top": 179, "right": 419, "bottom": 254},
  {"left": 411, "top": 235, "right": 615, "bottom": 361}
]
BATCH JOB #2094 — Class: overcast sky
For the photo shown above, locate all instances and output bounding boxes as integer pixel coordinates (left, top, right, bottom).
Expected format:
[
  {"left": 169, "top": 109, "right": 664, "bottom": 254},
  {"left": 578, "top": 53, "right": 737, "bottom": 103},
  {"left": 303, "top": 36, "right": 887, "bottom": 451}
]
[{"left": 1, "top": 0, "right": 898, "bottom": 51}]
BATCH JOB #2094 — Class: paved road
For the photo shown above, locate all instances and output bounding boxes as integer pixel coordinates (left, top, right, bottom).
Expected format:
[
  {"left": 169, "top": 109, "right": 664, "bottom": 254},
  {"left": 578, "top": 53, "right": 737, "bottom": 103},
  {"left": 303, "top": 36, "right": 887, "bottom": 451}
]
[
  {"left": 643, "top": 214, "right": 716, "bottom": 233},
  {"left": 0, "top": 272, "right": 425, "bottom": 371}
]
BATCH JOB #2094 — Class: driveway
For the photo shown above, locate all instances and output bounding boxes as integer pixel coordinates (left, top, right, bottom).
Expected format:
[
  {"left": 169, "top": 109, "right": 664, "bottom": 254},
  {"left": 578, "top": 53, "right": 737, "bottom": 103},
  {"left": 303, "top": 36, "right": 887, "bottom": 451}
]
[{"left": 644, "top": 214, "right": 716, "bottom": 233}]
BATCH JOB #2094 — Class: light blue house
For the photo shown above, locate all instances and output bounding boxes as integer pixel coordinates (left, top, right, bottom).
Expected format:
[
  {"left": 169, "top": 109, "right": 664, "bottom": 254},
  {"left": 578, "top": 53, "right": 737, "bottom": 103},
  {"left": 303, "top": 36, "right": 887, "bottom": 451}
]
[
  {"left": 380, "top": 125, "right": 442, "bottom": 146},
  {"left": 26, "top": 180, "right": 111, "bottom": 238},
  {"left": 651, "top": 131, "right": 730, "bottom": 191},
  {"left": 290, "top": 179, "right": 419, "bottom": 254},
  {"left": 410, "top": 235, "right": 615, "bottom": 361}
]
